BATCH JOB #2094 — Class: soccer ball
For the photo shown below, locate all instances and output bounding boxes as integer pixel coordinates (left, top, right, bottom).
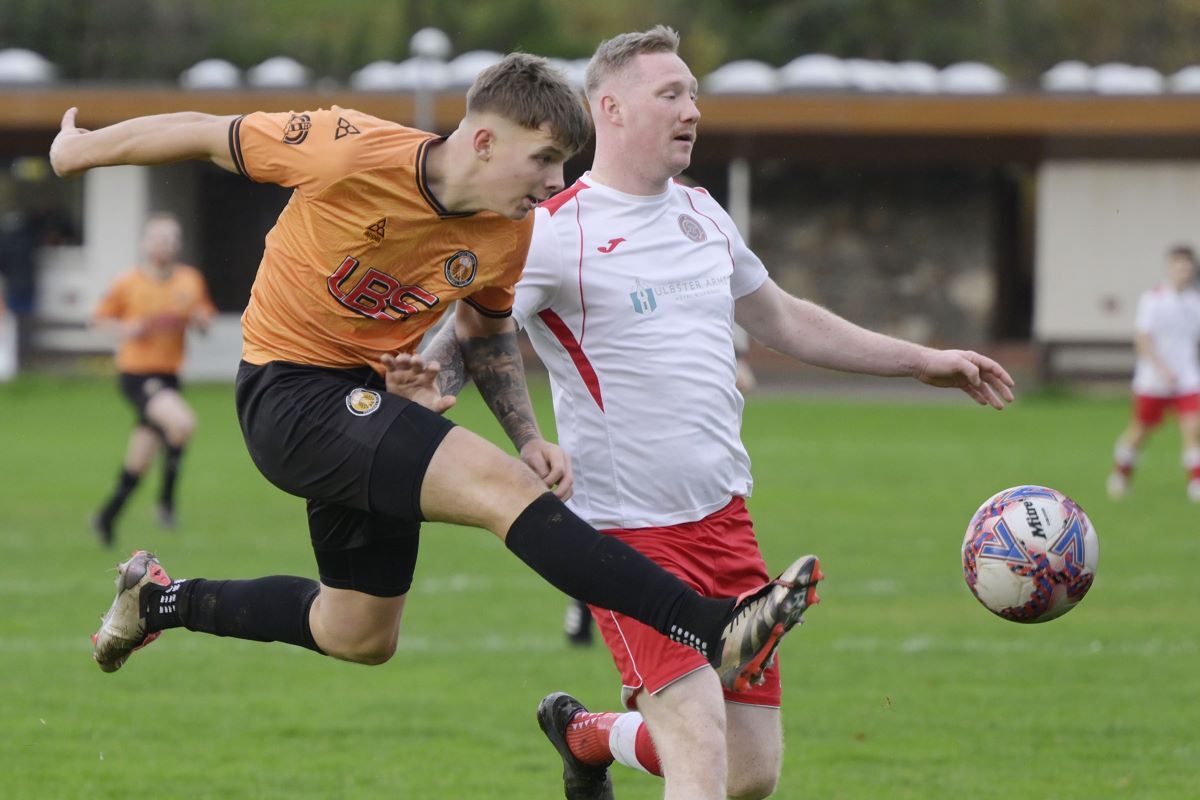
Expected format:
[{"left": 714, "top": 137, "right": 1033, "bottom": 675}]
[{"left": 961, "top": 485, "right": 1098, "bottom": 623}]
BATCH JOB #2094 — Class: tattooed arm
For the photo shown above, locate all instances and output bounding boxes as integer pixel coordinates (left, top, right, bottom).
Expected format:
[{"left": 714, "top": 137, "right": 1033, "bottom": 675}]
[
  {"left": 455, "top": 303, "right": 543, "bottom": 449},
  {"left": 454, "top": 301, "right": 574, "bottom": 498},
  {"left": 417, "top": 312, "right": 470, "bottom": 397},
  {"left": 388, "top": 303, "right": 572, "bottom": 497}
]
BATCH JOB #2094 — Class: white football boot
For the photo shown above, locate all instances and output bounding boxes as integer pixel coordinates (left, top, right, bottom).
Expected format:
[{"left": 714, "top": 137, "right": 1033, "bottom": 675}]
[
  {"left": 712, "top": 554, "right": 823, "bottom": 693},
  {"left": 91, "top": 550, "right": 172, "bottom": 673}
]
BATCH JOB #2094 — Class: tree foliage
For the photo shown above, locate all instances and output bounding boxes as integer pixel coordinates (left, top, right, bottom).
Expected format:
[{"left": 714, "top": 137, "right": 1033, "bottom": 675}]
[{"left": 4, "top": 0, "right": 1200, "bottom": 85}]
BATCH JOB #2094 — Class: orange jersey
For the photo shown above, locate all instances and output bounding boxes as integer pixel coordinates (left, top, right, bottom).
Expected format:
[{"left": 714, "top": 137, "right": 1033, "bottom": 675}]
[
  {"left": 229, "top": 107, "right": 534, "bottom": 373},
  {"left": 94, "top": 265, "right": 216, "bottom": 374}
]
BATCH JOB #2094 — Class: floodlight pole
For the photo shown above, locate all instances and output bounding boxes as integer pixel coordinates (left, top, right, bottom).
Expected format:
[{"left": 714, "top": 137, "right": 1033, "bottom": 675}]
[
  {"left": 409, "top": 27, "right": 451, "bottom": 133},
  {"left": 727, "top": 156, "right": 752, "bottom": 245}
]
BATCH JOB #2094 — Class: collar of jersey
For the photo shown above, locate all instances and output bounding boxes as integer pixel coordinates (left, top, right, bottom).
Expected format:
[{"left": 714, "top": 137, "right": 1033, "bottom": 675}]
[
  {"left": 580, "top": 171, "right": 673, "bottom": 205},
  {"left": 416, "top": 136, "right": 476, "bottom": 219}
]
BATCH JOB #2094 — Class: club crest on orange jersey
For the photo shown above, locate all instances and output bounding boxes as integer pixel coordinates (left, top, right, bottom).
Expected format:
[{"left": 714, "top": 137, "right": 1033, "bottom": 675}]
[
  {"left": 283, "top": 113, "right": 311, "bottom": 145},
  {"left": 345, "top": 387, "right": 382, "bottom": 416},
  {"left": 678, "top": 214, "right": 706, "bottom": 243},
  {"left": 444, "top": 250, "right": 478, "bottom": 288}
]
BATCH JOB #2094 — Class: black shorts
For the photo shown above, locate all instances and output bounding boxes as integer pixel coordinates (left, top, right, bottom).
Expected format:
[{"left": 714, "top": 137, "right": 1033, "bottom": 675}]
[
  {"left": 235, "top": 360, "right": 456, "bottom": 597},
  {"left": 119, "top": 372, "right": 180, "bottom": 426}
]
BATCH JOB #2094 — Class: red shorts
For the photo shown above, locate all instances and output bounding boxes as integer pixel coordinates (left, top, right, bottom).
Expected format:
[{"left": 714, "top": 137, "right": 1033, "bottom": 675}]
[
  {"left": 1134, "top": 392, "right": 1200, "bottom": 427},
  {"left": 590, "top": 497, "right": 782, "bottom": 710}
]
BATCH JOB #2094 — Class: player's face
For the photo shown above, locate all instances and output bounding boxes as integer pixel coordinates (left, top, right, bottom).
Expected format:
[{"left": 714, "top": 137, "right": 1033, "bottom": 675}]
[
  {"left": 141, "top": 219, "right": 181, "bottom": 265},
  {"left": 479, "top": 119, "right": 568, "bottom": 220},
  {"left": 1167, "top": 253, "right": 1197, "bottom": 289},
  {"left": 621, "top": 52, "right": 700, "bottom": 179}
]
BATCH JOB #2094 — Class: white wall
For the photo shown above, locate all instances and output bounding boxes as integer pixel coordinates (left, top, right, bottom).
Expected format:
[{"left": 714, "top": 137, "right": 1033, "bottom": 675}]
[
  {"left": 180, "top": 313, "right": 243, "bottom": 381},
  {"left": 0, "top": 313, "right": 16, "bottom": 381},
  {"left": 36, "top": 165, "right": 149, "bottom": 324},
  {"left": 1035, "top": 161, "right": 1200, "bottom": 341}
]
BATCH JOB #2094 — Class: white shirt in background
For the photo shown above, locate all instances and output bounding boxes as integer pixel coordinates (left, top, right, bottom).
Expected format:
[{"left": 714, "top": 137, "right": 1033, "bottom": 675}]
[{"left": 1132, "top": 285, "right": 1200, "bottom": 396}]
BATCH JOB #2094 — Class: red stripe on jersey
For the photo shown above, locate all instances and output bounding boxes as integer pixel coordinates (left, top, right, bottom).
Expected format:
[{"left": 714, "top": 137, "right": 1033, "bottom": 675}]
[
  {"left": 540, "top": 179, "right": 590, "bottom": 217},
  {"left": 537, "top": 309, "right": 605, "bottom": 412}
]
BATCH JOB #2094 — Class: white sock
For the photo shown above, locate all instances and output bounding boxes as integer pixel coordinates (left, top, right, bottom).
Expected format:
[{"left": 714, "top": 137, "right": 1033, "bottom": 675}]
[
  {"left": 1114, "top": 443, "right": 1137, "bottom": 469},
  {"left": 608, "top": 712, "right": 653, "bottom": 775},
  {"left": 1183, "top": 448, "right": 1200, "bottom": 470}
]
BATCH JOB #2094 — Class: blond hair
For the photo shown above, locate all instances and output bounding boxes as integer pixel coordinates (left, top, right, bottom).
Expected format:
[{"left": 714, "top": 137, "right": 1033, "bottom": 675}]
[
  {"left": 467, "top": 53, "right": 591, "bottom": 156},
  {"left": 584, "top": 25, "right": 680, "bottom": 99}
]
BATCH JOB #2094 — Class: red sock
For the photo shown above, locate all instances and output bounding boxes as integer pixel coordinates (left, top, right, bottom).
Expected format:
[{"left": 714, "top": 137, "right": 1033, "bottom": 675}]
[
  {"left": 608, "top": 711, "right": 663, "bottom": 777},
  {"left": 1185, "top": 448, "right": 1200, "bottom": 481},
  {"left": 567, "top": 710, "right": 663, "bottom": 777},
  {"left": 632, "top": 719, "right": 662, "bottom": 776},
  {"left": 566, "top": 712, "right": 618, "bottom": 765}
]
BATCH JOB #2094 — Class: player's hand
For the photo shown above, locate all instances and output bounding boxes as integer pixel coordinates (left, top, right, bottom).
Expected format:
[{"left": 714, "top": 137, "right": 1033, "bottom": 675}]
[
  {"left": 188, "top": 309, "right": 213, "bottom": 333},
  {"left": 50, "top": 107, "right": 88, "bottom": 178},
  {"left": 381, "top": 352, "right": 456, "bottom": 414},
  {"left": 916, "top": 349, "right": 1015, "bottom": 410},
  {"left": 1156, "top": 365, "right": 1178, "bottom": 390},
  {"left": 122, "top": 319, "right": 149, "bottom": 339},
  {"left": 519, "top": 439, "right": 574, "bottom": 501}
]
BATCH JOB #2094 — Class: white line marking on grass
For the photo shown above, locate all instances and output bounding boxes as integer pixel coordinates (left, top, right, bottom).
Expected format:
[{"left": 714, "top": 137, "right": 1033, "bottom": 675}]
[
  {"left": 831, "top": 636, "right": 1199, "bottom": 657},
  {"left": 394, "top": 634, "right": 564, "bottom": 654},
  {"left": 410, "top": 574, "right": 538, "bottom": 594},
  {"left": 8, "top": 633, "right": 1196, "bottom": 660}
]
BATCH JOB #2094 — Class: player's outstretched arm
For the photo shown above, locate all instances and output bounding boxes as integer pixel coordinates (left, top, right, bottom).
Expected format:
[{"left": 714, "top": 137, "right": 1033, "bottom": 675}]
[
  {"left": 912, "top": 349, "right": 1015, "bottom": 409},
  {"left": 735, "top": 277, "right": 1014, "bottom": 409},
  {"left": 50, "top": 107, "right": 238, "bottom": 178},
  {"left": 455, "top": 302, "right": 573, "bottom": 499}
]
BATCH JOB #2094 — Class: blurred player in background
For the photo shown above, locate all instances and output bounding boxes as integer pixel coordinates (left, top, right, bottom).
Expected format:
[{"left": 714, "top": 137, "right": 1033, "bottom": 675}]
[
  {"left": 411, "top": 26, "right": 1014, "bottom": 800},
  {"left": 563, "top": 596, "right": 594, "bottom": 646},
  {"left": 92, "top": 213, "right": 214, "bottom": 546},
  {"left": 1107, "top": 244, "right": 1200, "bottom": 502},
  {"left": 51, "top": 54, "right": 816, "bottom": 712}
]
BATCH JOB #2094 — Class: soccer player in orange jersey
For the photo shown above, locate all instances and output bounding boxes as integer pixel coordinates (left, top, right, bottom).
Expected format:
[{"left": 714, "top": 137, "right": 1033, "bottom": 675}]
[
  {"left": 92, "top": 213, "right": 215, "bottom": 546},
  {"left": 50, "top": 54, "right": 818, "bottom": 701}
]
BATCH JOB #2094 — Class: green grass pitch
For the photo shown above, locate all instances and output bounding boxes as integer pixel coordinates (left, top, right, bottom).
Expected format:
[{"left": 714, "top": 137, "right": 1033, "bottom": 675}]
[{"left": 1, "top": 375, "right": 1197, "bottom": 798}]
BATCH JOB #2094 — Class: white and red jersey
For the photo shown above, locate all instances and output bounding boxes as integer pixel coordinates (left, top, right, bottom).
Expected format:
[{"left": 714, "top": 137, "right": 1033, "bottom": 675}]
[
  {"left": 513, "top": 173, "right": 769, "bottom": 530},
  {"left": 1132, "top": 285, "right": 1200, "bottom": 396}
]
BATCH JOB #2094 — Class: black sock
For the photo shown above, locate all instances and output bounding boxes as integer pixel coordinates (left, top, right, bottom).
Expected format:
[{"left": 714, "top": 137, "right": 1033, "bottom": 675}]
[
  {"left": 159, "top": 444, "right": 183, "bottom": 511},
  {"left": 505, "top": 493, "right": 734, "bottom": 662},
  {"left": 143, "top": 576, "right": 323, "bottom": 653},
  {"left": 98, "top": 469, "right": 141, "bottom": 523}
]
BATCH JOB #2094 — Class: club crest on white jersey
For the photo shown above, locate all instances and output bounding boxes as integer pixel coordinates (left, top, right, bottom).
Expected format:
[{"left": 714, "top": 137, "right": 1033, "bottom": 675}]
[{"left": 678, "top": 213, "right": 706, "bottom": 242}]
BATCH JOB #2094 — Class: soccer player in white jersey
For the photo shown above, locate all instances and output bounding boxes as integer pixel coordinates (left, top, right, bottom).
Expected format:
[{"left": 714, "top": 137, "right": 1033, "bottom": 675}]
[
  {"left": 1107, "top": 245, "right": 1200, "bottom": 502},
  {"left": 402, "top": 27, "right": 1014, "bottom": 800}
]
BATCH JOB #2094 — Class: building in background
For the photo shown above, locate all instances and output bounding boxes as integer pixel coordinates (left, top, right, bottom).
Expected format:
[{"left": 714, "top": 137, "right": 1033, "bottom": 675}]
[{"left": 4, "top": 48, "right": 1200, "bottom": 381}]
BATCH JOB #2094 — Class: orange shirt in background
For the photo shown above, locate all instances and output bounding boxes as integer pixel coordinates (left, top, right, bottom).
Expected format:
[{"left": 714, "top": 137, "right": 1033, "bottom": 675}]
[
  {"left": 230, "top": 107, "right": 534, "bottom": 374},
  {"left": 95, "top": 265, "right": 216, "bottom": 374}
]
